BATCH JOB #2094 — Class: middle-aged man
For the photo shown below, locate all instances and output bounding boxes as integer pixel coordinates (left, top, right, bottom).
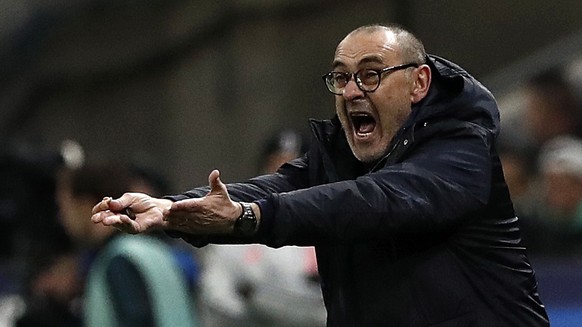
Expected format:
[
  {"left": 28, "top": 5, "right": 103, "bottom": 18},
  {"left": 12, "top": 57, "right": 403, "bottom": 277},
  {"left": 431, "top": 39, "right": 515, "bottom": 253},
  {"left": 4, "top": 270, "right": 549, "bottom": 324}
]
[{"left": 92, "top": 23, "right": 550, "bottom": 326}]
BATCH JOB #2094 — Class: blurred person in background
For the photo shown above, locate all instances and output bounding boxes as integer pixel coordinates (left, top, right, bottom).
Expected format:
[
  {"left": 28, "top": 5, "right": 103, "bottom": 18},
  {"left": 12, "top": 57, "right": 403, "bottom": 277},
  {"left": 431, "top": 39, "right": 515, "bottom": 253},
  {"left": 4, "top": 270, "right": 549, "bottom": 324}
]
[
  {"left": 0, "top": 143, "right": 68, "bottom": 292},
  {"left": 92, "top": 23, "right": 549, "bottom": 326},
  {"left": 199, "top": 129, "right": 326, "bottom": 327},
  {"left": 0, "top": 143, "right": 75, "bottom": 327},
  {"left": 519, "top": 136, "right": 582, "bottom": 256},
  {"left": 500, "top": 68, "right": 582, "bottom": 254},
  {"left": 521, "top": 68, "right": 582, "bottom": 157},
  {"left": 52, "top": 161, "right": 197, "bottom": 326}
]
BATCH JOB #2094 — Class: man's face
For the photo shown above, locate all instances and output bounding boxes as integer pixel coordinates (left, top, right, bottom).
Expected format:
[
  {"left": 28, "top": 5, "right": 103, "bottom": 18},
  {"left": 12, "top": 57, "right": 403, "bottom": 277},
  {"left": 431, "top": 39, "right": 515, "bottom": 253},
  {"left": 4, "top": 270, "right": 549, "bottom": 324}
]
[{"left": 333, "top": 30, "right": 416, "bottom": 163}]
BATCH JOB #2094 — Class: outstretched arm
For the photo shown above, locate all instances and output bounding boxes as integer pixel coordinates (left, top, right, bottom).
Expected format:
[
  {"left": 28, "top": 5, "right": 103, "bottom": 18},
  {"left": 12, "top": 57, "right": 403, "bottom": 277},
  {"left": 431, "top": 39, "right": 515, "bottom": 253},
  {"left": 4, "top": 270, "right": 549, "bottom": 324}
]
[{"left": 91, "top": 170, "right": 261, "bottom": 235}]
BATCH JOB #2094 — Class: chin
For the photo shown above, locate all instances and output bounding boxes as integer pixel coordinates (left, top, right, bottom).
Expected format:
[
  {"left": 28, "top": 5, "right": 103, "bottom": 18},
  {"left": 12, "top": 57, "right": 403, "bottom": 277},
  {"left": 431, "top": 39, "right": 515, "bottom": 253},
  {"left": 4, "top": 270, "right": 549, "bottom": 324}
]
[
  {"left": 352, "top": 149, "right": 385, "bottom": 164},
  {"left": 346, "top": 139, "right": 380, "bottom": 163}
]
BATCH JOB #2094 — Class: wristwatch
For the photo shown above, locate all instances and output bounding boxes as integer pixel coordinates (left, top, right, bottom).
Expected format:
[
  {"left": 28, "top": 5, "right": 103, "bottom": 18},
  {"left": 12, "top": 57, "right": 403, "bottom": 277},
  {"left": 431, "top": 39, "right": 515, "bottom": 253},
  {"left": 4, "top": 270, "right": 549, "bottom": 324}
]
[{"left": 234, "top": 202, "right": 257, "bottom": 236}]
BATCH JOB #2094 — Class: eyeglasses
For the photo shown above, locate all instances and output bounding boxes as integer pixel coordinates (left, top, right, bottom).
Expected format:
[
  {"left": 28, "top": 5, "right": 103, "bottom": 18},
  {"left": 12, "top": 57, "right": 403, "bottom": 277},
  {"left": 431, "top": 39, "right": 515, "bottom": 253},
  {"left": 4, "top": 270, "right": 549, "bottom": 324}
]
[{"left": 322, "top": 63, "right": 418, "bottom": 95}]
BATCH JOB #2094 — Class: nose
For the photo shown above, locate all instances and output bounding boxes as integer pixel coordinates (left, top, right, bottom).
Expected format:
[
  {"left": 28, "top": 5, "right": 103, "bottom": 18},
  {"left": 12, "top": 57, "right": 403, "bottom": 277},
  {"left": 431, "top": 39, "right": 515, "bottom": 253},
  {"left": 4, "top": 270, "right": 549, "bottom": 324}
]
[{"left": 342, "top": 77, "right": 364, "bottom": 100}]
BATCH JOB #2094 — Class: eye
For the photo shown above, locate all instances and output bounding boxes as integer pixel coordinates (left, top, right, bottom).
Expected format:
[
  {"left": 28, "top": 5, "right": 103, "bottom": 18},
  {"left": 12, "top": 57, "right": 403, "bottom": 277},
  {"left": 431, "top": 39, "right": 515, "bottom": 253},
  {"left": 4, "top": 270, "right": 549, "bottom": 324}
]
[
  {"left": 358, "top": 70, "right": 379, "bottom": 85},
  {"left": 332, "top": 72, "right": 350, "bottom": 87}
]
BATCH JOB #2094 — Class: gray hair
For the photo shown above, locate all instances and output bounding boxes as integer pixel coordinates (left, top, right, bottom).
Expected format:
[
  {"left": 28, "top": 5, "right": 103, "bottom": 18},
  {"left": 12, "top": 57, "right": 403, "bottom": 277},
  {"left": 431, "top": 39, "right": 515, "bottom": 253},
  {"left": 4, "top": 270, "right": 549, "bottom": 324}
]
[{"left": 349, "top": 23, "right": 426, "bottom": 64}]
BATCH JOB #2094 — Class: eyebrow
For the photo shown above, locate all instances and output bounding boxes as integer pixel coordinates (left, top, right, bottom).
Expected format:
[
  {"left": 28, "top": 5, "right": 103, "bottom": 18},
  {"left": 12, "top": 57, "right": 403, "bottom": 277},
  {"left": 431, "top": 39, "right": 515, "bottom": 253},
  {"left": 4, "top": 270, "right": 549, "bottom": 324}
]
[{"left": 332, "top": 55, "right": 385, "bottom": 70}]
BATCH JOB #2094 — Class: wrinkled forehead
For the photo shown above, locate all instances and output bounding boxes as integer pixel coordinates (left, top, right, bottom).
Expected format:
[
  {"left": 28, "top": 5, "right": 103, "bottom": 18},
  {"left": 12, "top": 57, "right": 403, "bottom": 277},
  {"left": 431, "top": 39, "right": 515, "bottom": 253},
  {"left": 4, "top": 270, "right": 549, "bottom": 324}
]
[{"left": 333, "top": 29, "right": 401, "bottom": 68}]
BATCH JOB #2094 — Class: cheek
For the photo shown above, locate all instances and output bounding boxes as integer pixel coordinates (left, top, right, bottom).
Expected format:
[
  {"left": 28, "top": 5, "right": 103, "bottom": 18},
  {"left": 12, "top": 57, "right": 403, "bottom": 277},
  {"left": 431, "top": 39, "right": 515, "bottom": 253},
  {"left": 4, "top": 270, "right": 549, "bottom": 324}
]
[
  {"left": 376, "top": 97, "right": 411, "bottom": 130},
  {"left": 335, "top": 99, "right": 349, "bottom": 126}
]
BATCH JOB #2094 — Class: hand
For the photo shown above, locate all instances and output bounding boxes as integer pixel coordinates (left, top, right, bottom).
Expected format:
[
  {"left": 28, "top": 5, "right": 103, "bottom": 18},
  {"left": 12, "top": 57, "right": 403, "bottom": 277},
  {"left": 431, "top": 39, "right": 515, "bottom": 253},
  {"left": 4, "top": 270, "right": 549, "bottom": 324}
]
[
  {"left": 91, "top": 192, "right": 172, "bottom": 234},
  {"left": 164, "top": 169, "right": 241, "bottom": 234}
]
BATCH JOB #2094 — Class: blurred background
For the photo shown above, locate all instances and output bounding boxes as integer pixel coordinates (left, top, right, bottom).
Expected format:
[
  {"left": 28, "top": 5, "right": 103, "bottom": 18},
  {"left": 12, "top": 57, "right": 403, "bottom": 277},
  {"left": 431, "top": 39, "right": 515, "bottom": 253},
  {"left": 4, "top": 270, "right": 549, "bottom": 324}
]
[
  {"left": 1, "top": 0, "right": 582, "bottom": 188},
  {"left": 2, "top": 0, "right": 582, "bottom": 326}
]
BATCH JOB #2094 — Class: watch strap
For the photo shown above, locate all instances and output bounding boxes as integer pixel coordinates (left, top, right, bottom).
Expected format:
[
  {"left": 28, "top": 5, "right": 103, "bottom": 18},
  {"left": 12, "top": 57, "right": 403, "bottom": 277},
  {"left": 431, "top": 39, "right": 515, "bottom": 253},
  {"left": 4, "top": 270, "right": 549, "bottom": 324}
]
[{"left": 234, "top": 202, "right": 257, "bottom": 236}]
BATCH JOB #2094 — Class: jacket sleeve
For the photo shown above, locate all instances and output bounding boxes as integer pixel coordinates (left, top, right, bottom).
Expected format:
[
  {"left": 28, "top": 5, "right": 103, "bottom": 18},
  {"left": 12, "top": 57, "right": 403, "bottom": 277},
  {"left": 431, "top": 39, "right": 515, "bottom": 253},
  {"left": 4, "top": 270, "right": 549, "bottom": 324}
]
[
  {"left": 256, "top": 121, "right": 493, "bottom": 247},
  {"left": 167, "top": 154, "right": 309, "bottom": 202},
  {"left": 165, "top": 155, "right": 310, "bottom": 246}
]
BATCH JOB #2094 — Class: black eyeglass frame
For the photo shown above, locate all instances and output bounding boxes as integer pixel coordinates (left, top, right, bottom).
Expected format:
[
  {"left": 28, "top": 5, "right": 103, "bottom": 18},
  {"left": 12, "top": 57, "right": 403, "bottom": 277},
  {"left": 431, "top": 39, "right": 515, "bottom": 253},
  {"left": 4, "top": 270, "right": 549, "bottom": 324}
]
[{"left": 322, "top": 63, "right": 419, "bottom": 95}]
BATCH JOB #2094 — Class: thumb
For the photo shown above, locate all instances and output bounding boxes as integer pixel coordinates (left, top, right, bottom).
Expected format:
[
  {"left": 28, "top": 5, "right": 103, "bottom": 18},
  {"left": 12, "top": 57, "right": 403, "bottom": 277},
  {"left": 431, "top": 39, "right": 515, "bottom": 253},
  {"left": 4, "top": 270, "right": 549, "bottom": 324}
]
[{"left": 208, "top": 169, "right": 227, "bottom": 195}]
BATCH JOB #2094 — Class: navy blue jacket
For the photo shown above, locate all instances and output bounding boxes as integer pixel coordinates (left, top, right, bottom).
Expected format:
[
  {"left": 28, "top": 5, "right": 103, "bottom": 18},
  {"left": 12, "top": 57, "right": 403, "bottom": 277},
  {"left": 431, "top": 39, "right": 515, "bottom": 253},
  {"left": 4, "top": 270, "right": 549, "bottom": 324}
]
[{"left": 169, "top": 55, "right": 549, "bottom": 326}]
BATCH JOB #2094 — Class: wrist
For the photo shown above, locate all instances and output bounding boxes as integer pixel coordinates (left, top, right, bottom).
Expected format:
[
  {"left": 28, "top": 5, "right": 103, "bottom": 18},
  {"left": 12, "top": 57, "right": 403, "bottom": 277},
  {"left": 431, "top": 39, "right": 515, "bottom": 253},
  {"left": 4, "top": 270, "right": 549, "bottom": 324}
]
[
  {"left": 155, "top": 198, "right": 174, "bottom": 230},
  {"left": 233, "top": 202, "right": 260, "bottom": 236},
  {"left": 157, "top": 198, "right": 174, "bottom": 212}
]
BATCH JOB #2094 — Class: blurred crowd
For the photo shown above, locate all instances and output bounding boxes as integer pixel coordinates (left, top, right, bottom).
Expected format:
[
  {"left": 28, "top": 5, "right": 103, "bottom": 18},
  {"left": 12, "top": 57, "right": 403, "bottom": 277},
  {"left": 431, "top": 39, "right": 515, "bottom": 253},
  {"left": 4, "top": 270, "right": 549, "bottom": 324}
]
[
  {"left": 498, "top": 67, "right": 582, "bottom": 258},
  {"left": 0, "top": 129, "right": 326, "bottom": 326},
  {"left": 0, "top": 140, "right": 201, "bottom": 326},
  {"left": 1, "top": 63, "right": 582, "bottom": 326}
]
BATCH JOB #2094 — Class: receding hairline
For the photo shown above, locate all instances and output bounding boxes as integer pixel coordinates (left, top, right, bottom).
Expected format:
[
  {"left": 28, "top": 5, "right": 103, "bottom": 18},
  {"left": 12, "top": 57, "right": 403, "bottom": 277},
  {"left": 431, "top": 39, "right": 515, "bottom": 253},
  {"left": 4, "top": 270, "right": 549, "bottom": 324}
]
[{"left": 342, "top": 23, "right": 427, "bottom": 64}]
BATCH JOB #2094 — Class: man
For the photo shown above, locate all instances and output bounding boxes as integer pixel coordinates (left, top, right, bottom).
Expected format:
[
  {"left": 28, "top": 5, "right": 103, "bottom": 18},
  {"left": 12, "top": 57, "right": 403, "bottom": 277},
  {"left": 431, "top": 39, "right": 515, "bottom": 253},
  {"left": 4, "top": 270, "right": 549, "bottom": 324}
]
[{"left": 92, "top": 24, "right": 550, "bottom": 326}]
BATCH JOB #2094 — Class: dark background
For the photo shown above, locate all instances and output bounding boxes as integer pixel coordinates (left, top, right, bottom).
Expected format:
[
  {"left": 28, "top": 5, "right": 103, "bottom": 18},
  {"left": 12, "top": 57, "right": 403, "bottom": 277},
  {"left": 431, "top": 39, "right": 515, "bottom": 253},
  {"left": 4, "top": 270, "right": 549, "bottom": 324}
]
[{"left": 1, "top": 0, "right": 582, "bottom": 191}]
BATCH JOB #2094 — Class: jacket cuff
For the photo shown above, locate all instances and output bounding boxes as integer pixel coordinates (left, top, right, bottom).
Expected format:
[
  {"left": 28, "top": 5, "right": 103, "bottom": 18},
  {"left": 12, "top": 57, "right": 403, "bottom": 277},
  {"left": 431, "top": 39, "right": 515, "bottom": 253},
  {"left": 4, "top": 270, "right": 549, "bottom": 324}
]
[{"left": 255, "top": 198, "right": 275, "bottom": 237}]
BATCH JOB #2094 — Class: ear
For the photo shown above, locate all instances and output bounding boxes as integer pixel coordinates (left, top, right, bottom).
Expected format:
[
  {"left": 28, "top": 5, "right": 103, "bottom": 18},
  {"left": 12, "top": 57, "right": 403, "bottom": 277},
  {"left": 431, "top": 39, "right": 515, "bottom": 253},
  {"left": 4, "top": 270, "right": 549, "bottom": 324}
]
[{"left": 410, "top": 64, "right": 431, "bottom": 104}]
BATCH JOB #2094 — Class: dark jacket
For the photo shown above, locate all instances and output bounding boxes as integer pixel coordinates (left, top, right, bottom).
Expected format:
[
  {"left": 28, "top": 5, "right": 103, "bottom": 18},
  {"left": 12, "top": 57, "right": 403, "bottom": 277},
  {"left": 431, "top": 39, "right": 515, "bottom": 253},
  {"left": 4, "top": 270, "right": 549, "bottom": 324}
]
[{"left": 170, "top": 55, "right": 549, "bottom": 326}]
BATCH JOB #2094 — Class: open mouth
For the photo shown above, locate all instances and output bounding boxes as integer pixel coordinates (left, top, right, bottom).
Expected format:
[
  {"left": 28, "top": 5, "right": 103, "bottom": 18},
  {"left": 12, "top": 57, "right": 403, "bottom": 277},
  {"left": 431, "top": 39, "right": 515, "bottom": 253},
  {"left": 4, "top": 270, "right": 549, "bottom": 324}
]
[{"left": 350, "top": 112, "right": 377, "bottom": 136}]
